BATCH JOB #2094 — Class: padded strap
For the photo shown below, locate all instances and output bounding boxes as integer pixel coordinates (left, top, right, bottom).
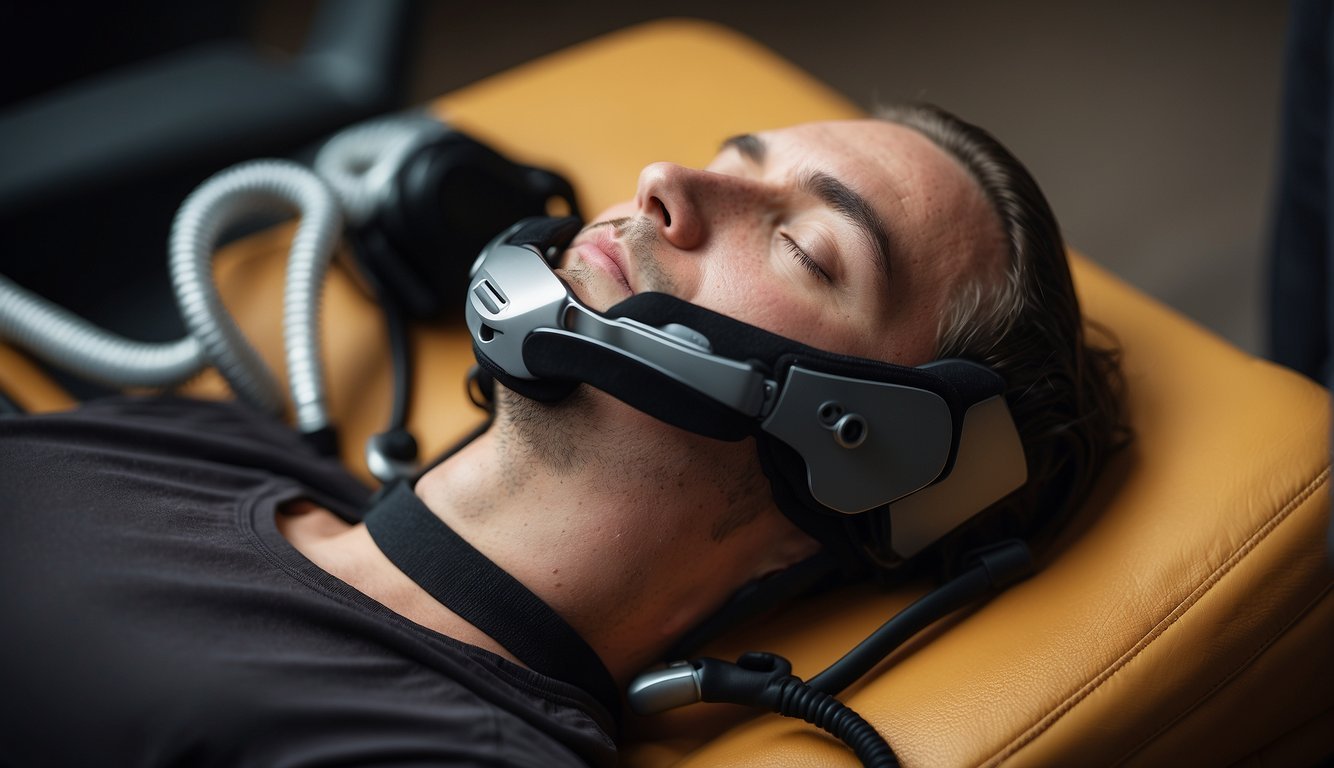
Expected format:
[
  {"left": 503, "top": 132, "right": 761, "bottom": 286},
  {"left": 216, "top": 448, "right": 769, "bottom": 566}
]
[
  {"left": 521, "top": 329, "right": 756, "bottom": 440},
  {"left": 363, "top": 482, "right": 621, "bottom": 726},
  {"left": 507, "top": 215, "right": 584, "bottom": 252}
]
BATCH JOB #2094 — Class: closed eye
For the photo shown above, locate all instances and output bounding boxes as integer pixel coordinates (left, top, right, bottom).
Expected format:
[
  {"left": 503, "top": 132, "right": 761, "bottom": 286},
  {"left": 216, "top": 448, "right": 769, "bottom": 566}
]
[{"left": 782, "top": 234, "right": 832, "bottom": 284}]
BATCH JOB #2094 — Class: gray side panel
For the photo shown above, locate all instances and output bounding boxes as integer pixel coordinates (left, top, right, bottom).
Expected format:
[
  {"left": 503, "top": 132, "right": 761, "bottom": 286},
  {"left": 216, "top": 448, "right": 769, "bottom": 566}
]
[
  {"left": 888, "top": 395, "right": 1027, "bottom": 558},
  {"left": 761, "top": 366, "right": 952, "bottom": 514}
]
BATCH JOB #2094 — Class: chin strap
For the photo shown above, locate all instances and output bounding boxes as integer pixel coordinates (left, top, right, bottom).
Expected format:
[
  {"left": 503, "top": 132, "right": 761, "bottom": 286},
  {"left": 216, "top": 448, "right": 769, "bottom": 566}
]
[
  {"left": 363, "top": 482, "right": 621, "bottom": 732},
  {"left": 467, "top": 218, "right": 1026, "bottom": 575}
]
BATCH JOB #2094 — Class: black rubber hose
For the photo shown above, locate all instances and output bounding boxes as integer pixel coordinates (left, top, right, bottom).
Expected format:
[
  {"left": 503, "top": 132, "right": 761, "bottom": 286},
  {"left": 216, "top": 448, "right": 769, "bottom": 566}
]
[
  {"left": 382, "top": 284, "right": 412, "bottom": 433},
  {"left": 772, "top": 677, "right": 899, "bottom": 768},
  {"left": 808, "top": 540, "right": 1032, "bottom": 696},
  {"left": 807, "top": 566, "right": 992, "bottom": 696},
  {"left": 671, "top": 543, "right": 1033, "bottom": 766}
]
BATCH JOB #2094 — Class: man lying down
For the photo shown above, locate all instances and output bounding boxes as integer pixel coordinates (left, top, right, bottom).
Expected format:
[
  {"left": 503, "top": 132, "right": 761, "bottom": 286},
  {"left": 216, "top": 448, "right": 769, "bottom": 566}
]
[{"left": 0, "top": 104, "right": 1124, "bottom": 767}]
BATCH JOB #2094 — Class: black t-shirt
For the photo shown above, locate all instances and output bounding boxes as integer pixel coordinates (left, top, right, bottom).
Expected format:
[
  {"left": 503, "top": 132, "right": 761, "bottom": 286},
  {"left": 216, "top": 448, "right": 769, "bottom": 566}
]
[{"left": 0, "top": 397, "right": 617, "bottom": 767}]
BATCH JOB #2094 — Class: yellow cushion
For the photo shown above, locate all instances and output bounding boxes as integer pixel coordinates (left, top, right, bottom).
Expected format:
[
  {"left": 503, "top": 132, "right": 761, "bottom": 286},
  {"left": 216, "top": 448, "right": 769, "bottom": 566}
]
[
  {"left": 4, "top": 19, "right": 1330, "bottom": 766},
  {"left": 0, "top": 344, "right": 75, "bottom": 412},
  {"left": 423, "top": 20, "right": 1334, "bottom": 765}
]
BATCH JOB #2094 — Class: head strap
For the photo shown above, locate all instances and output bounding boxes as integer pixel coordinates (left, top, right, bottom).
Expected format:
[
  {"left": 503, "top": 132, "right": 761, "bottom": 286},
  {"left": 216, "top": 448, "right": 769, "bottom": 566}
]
[{"left": 465, "top": 218, "right": 1027, "bottom": 571}]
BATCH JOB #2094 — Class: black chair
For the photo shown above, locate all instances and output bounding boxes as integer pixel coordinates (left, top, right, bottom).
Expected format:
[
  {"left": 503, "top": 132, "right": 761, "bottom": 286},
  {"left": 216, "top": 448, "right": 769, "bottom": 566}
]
[{"left": 0, "top": 0, "right": 419, "bottom": 355}]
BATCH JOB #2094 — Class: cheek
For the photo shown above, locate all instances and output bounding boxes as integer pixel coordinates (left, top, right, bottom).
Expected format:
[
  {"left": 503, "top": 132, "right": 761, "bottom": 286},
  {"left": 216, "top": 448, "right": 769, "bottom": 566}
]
[
  {"left": 692, "top": 239, "right": 863, "bottom": 351},
  {"left": 692, "top": 242, "right": 783, "bottom": 320},
  {"left": 704, "top": 196, "right": 763, "bottom": 226},
  {"left": 696, "top": 265, "right": 859, "bottom": 353}
]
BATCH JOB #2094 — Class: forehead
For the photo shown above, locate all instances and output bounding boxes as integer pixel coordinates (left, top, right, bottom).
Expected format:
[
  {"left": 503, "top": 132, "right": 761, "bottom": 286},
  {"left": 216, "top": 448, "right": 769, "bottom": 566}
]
[
  {"left": 755, "top": 119, "right": 990, "bottom": 250},
  {"left": 752, "top": 119, "right": 1006, "bottom": 362}
]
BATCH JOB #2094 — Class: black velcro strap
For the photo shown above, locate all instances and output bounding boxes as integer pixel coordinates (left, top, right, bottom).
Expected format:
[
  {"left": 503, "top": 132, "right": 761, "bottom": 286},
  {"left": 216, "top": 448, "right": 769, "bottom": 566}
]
[
  {"left": 363, "top": 482, "right": 621, "bottom": 726},
  {"left": 521, "top": 330, "right": 755, "bottom": 441},
  {"left": 474, "top": 342, "right": 580, "bottom": 403}
]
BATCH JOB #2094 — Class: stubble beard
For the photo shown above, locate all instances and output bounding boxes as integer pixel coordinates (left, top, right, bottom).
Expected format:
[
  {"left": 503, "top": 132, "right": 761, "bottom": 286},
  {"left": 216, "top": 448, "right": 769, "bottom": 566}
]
[
  {"left": 494, "top": 215, "right": 771, "bottom": 541},
  {"left": 503, "top": 214, "right": 682, "bottom": 474},
  {"left": 559, "top": 216, "right": 680, "bottom": 299}
]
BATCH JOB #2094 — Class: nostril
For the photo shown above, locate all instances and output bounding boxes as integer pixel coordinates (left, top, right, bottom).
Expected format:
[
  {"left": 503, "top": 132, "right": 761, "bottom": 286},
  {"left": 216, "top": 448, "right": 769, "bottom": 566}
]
[{"left": 654, "top": 196, "right": 672, "bottom": 227}]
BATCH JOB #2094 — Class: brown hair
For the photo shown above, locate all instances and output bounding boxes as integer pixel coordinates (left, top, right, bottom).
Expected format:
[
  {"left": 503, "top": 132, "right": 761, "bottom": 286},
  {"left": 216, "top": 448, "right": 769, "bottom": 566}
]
[{"left": 873, "top": 103, "right": 1129, "bottom": 571}]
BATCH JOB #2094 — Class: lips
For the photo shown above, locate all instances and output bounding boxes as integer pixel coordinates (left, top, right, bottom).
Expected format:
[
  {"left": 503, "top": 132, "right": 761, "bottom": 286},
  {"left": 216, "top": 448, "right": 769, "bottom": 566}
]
[{"left": 573, "top": 229, "right": 633, "bottom": 296}]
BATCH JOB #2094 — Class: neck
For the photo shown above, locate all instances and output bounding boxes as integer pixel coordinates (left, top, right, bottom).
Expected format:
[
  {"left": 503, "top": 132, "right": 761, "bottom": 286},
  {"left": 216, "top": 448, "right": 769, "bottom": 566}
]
[
  {"left": 416, "top": 393, "right": 772, "bottom": 683},
  {"left": 282, "top": 389, "right": 818, "bottom": 689}
]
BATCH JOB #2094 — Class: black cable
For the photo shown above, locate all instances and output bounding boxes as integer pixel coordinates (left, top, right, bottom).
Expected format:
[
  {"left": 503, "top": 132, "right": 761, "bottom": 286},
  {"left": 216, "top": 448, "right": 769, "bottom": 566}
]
[
  {"left": 692, "top": 653, "right": 898, "bottom": 767},
  {"left": 346, "top": 235, "right": 420, "bottom": 478},
  {"left": 381, "top": 284, "right": 412, "bottom": 433},
  {"left": 351, "top": 249, "right": 413, "bottom": 440},
  {"left": 773, "top": 677, "right": 898, "bottom": 768},
  {"left": 652, "top": 541, "right": 1034, "bottom": 767},
  {"left": 408, "top": 365, "right": 495, "bottom": 482},
  {"left": 807, "top": 566, "right": 991, "bottom": 695},
  {"left": 808, "top": 540, "right": 1032, "bottom": 696}
]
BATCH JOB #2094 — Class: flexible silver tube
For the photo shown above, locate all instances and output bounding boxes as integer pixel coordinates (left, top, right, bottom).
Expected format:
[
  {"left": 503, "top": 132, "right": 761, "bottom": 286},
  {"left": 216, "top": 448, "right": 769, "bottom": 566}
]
[
  {"left": 169, "top": 160, "right": 341, "bottom": 428},
  {"left": 314, "top": 113, "right": 447, "bottom": 225},
  {"left": 1, "top": 115, "right": 440, "bottom": 437},
  {"left": 277, "top": 167, "right": 342, "bottom": 435},
  {"left": 0, "top": 273, "right": 204, "bottom": 388},
  {"left": 0, "top": 162, "right": 339, "bottom": 424}
]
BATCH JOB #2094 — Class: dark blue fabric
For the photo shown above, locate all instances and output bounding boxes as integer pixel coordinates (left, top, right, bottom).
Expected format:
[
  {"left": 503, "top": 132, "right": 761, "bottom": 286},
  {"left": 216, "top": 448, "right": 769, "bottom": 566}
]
[
  {"left": 1267, "top": 0, "right": 1334, "bottom": 563},
  {"left": 1269, "top": 0, "right": 1334, "bottom": 383}
]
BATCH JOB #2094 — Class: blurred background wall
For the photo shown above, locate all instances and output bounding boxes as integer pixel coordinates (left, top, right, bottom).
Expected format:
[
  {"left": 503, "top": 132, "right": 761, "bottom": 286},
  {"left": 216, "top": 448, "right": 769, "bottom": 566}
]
[
  {"left": 271, "top": 0, "right": 1289, "bottom": 355},
  {"left": 4, "top": 1, "right": 1287, "bottom": 355}
]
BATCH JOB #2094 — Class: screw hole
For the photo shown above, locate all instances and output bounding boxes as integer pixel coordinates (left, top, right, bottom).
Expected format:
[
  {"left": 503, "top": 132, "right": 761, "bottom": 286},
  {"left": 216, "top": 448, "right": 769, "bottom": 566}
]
[
  {"left": 817, "top": 401, "right": 843, "bottom": 426},
  {"left": 833, "top": 414, "right": 868, "bottom": 449}
]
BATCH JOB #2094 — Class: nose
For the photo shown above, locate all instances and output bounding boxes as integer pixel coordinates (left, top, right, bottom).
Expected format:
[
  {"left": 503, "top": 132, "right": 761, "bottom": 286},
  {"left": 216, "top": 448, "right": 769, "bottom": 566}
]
[{"left": 635, "top": 162, "right": 761, "bottom": 251}]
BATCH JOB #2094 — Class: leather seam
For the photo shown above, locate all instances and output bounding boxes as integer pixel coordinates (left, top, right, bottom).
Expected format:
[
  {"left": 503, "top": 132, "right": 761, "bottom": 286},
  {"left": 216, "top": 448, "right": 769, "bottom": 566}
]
[
  {"left": 983, "top": 464, "right": 1331, "bottom": 767},
  {"left": 1114, "top": 580, "right": 1333, "bottom": 765}
]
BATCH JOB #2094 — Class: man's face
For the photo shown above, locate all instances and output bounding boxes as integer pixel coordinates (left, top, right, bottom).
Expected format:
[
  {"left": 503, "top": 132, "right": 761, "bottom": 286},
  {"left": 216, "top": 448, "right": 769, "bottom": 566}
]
[{"left": 556, "top": 119, "right": 1006, "bottom": 365}]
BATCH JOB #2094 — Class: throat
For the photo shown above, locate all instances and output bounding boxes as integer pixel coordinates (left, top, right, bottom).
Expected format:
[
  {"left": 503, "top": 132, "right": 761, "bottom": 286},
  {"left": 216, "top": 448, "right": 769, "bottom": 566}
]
[{"left": 361, "top": 483, "right": 622, "bottom": 716}]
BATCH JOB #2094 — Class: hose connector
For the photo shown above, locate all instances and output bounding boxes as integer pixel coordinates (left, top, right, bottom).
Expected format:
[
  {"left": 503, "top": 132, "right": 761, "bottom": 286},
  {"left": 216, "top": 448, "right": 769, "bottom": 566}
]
[
  {"left": 626, "top": 661, "right": 702, "bottom": 715},
  {"left": 629, "top": 653, "right": 898, "bottom": 767}
]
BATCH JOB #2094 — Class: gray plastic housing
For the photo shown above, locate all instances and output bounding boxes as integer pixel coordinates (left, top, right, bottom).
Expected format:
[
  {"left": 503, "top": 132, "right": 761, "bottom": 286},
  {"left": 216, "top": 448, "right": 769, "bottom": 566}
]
[
  {"left": 760, "top": 366, "right": 954, "bottom": 514},
  {"left": 466, "top": 231, "right": 770, "bottom": 416},
  {"left": 886, "top": 395, "right": 1027, "bottom": 557}
]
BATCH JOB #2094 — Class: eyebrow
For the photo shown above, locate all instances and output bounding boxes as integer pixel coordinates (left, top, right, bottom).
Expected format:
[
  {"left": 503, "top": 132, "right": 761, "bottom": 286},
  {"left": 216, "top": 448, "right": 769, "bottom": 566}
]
[
  {"left": 720, "top": 133, "right": 892, "bottom": 285},
  {"left": 721, "top": 133, "right": 766, "bottom": 164}
]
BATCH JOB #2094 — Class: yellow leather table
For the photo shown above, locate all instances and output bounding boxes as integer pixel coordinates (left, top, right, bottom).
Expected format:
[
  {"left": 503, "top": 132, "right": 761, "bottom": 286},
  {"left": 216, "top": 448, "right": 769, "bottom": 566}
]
[{"left": 2, "top": 19, "right": 1330, "bottom": 767}]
